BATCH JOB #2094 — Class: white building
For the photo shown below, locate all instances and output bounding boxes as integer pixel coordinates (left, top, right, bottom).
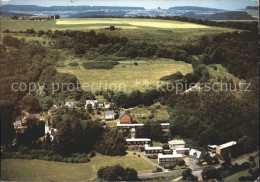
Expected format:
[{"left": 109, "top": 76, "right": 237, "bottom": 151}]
[
  {"left": 168, "top": 139, "right": 186, "bottom": 149},
  {"left": 175, "top": 148, "right": 190, "bottom": 154},
  {"left": 85, "top": 100, "right": 98, "bottom": 109},
  {"left": 65, "top": 102, "right": 75, "bottom": 109},
  {"left": 117, "top": 122, "right": 144, "bottom": 130},
  {"left": 126, "top": 138, "right": 151, "bottom": 147},
  {"left": 45, "top": 119, "right": 57, "bottom": 141},
  {"left": 145, "top": 144, "right": 163, "bottom": 154},
  {"left": 189, "top": 149, "right": 202, "bottom": 162},
  {"left": 158, "top": 153, "right": 183, "bottom": 165}
]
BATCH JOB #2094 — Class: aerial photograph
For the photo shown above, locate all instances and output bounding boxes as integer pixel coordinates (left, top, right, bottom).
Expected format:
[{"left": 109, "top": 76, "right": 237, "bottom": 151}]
[{"left": 0, "top": 0, "right": 259, "bottom": 181}]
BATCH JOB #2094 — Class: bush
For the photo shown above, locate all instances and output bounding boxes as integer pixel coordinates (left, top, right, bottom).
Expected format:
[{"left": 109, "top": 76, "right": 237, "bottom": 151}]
[
  {"left": 82, "top": 61, "right": 119, "bottom": 69},
  {"left": 164, "top": 164, "right": 176, "bottom": 170},
  {"left": 154, "top": 167, "right": 163, "bottom": 173},
  {"left": 148, "top": 155, "right": 158, "bottom": 159},
  {"left": 89, "top": 151, "right": 96, "bottom": 158},
  {"left": 68, "top": 62, "right": 79, "bottom": 67}
]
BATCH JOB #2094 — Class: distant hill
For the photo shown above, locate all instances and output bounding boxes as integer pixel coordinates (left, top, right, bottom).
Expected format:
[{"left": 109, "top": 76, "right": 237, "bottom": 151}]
[
  {"left": 68, "top": 11, "right": 126, "bottom": 18},
  {"left": 0, "top": 11, "right": 33, "bottom": 17},
  {"left": 208, "top": 11, "right": 255, "bottom": 20},
  {"left": 245, "top": 6, "right": 259, "bottom": 10},
  {"left": 181, "top": 11, "right": 255, "bottom": 20},
  {"left": 169, "top": 6, "right": 226, "bottom": 12},
  {"left": 1, "top": 5, "right": 144, "bottom": 12}
]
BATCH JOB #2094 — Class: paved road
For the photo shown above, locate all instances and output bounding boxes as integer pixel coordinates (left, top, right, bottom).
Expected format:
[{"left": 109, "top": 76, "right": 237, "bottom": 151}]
[{"left": 136, "top": 150, "right": 259, "bottom": 179}]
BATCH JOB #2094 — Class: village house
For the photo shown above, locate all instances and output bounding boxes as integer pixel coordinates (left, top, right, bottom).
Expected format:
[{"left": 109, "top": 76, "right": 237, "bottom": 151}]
[
  {"left": 14, "top": 112, "right": 44, "bottom": 131},
  {"left": 145, "top": 144, "right": 163, "bottom": 155},
  {"left": 104, "top": 102, "right": 111, "bottom": 109},
  {"left": 189, "top": 149, "right": 203, "bottom": 163},
  {"left": 45, "top": 119, "right": 57, "bottom": 141},
  {"left": 161, "top": 123, "right": 170, "bottom": 131},
  {"left": 119, "top": 111, "right": 132, "bottom": 124},
  {"left": 216, "top": 141, "right": 237, "bottom": 155},
  {"left": 97, "top": 101, "right": 104, "bottom": 110},
  {"left": 85, "top": 100, "right": 98, "bottom": 109},
  {"left": 19, "top": 15, "right": 59, "bottom": 21},
  {"left": 13, "top": 116, "right": 26, "bottom": 130},
  {"left": 48, "top": 103, "right": 60, "bottom": 115},
  {"left": 65, "top": 102, "right": 75, "bottom": 109},
  {"left": 207, "top": 145, "right": 218, "bottom": 153},
  {"left": 175, "top": 148, "right": 190, "bottom": 155},
  {"left": 158, "top": 153, "right": 183, "bottom": 165},
  {"left": 104, "top": 110, "right": 116, "bottom": 121},
  {"left": 126, "top": 138, "right": 151, "bottom": 147},
  {"left": 168, "top": 139, "right": 186, "bottom": 149}
]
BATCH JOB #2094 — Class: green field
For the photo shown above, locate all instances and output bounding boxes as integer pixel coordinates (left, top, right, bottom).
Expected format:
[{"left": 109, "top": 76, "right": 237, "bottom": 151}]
[
  {"left": 57, "top": 59, "right": 193, "bottom": 92},
  {"left": 1, "top": 17, "right": 235, "bottom": 45},
  {"left": 1, "top": 153, "right": 155, "bottom": 181}
]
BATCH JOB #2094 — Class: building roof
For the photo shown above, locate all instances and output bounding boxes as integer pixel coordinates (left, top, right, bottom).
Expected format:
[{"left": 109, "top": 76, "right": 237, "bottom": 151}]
[
  {"left": 189, "top": 149, "right": 202, "bottom": 159},
  {"left": 126, "top": 138, "right": 151, "bottom": 142},
  {"left": 65, "top": 102, "right": 74, "bottom": 108},
  {"left": 158, "top": 153, "right": 183, "bottom": 159},
  {"left": 86, "top": 100, "right": 98, "bottom": 104},
  {"left": 119, "top": 111, "right": 131, "bottom": 119},
  {"left": 145, "top": 144, "right": 163, "bottom": 150},
  {"left": 104, "top": 110, "right": 115, "bottom": 119},
  {"left": 161, "top": 123, "right": 170, "bottom": 126},
  {"left": 218, "top": 141, "right": 237, "bottom": 149},
  {"left": 168, "top": 139, "right": 185, "bottom": 145},
  {"left": 208, "top": 145, "right": 218, "bottom": 148},
  {"left": 117, "top": 122, "right": 144, "bottom": 127},
  {"left": 175, "top": 148, "right": 190, "bottom": 151}
]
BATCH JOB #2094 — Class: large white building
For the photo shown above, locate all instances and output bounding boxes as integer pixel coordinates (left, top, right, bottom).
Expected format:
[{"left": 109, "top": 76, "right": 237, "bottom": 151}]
[{"left": 168, "top": 139, "right": 186, "bottom": 149}]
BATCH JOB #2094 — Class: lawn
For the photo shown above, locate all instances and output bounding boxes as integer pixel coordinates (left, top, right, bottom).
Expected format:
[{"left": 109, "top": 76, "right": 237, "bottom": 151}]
[
  {"left": 57, "top": 58, "right": 193, "bottom": 93},
  {"left": 1, "top": 153, "right": 155, "bottom": 181}
]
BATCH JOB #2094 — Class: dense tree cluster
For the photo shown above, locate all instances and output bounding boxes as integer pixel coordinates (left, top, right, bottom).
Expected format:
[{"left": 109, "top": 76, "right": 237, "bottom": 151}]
[
  {"left": 95, "top": 128, "right": 127, "bottom": 156},
  {"left": 182, "top": 168, "right": 198, "bottom": 181},
  {"left": 136, "top": 121, "right": 168, "bottom": 142},
  {"left": 97, "top": 165, "right": 139, "bottom": 181}
]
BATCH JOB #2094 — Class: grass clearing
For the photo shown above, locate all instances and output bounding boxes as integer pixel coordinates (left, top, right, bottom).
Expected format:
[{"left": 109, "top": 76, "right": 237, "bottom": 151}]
[
  {"left": 130, "top": 102, "right": 170, "bottom": 123},
  {"left": 1, "top": 153, "right": 155, "bottom": 181},
  {"left": 57, "top": 58, "right": 193, "bottom": 93}
]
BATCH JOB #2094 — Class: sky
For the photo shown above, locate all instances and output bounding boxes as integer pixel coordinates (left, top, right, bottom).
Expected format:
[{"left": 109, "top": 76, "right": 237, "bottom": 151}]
[{"left": 1, "top": 0, "right": 259, "bottom": 10}]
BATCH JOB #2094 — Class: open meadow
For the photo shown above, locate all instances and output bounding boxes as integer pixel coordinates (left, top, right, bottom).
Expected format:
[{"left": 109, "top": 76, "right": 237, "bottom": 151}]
[
  {"left": 57, "top": 59, "right": 193, "bottom": 92},
  {"left": 1, "top": 153, "right": 155, "bottom": 181}
]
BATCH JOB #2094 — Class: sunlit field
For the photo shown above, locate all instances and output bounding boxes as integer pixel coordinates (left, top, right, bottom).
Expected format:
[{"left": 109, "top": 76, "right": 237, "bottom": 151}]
[{"left": 1, "top": 153, "right": 155, "bottom": 181}]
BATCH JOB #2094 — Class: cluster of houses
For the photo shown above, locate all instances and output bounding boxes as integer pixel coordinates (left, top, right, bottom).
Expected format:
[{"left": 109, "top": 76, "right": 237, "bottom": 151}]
[
  {"left": 13, "top": 98, "right": 238, "bottom": 167},
  {"left": 13, "top": 111, "right": 43, "bottom": 131},
  {"left": 18, "top": 15, "right": 59, "bottom": 21}
]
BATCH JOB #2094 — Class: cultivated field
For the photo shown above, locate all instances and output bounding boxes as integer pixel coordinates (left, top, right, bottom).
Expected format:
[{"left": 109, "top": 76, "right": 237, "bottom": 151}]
[
  {"left": 55, "top": 18, "right": 211, "bottom": 29},
  {"left": 1, "top": 17, "right": 235, "bottom": 45},
  {"left": 1, "top": 153, "right": 155, "bottom": 181},
  {"left": 57, "top": 59, "right": 193, "bottom": 92}
]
